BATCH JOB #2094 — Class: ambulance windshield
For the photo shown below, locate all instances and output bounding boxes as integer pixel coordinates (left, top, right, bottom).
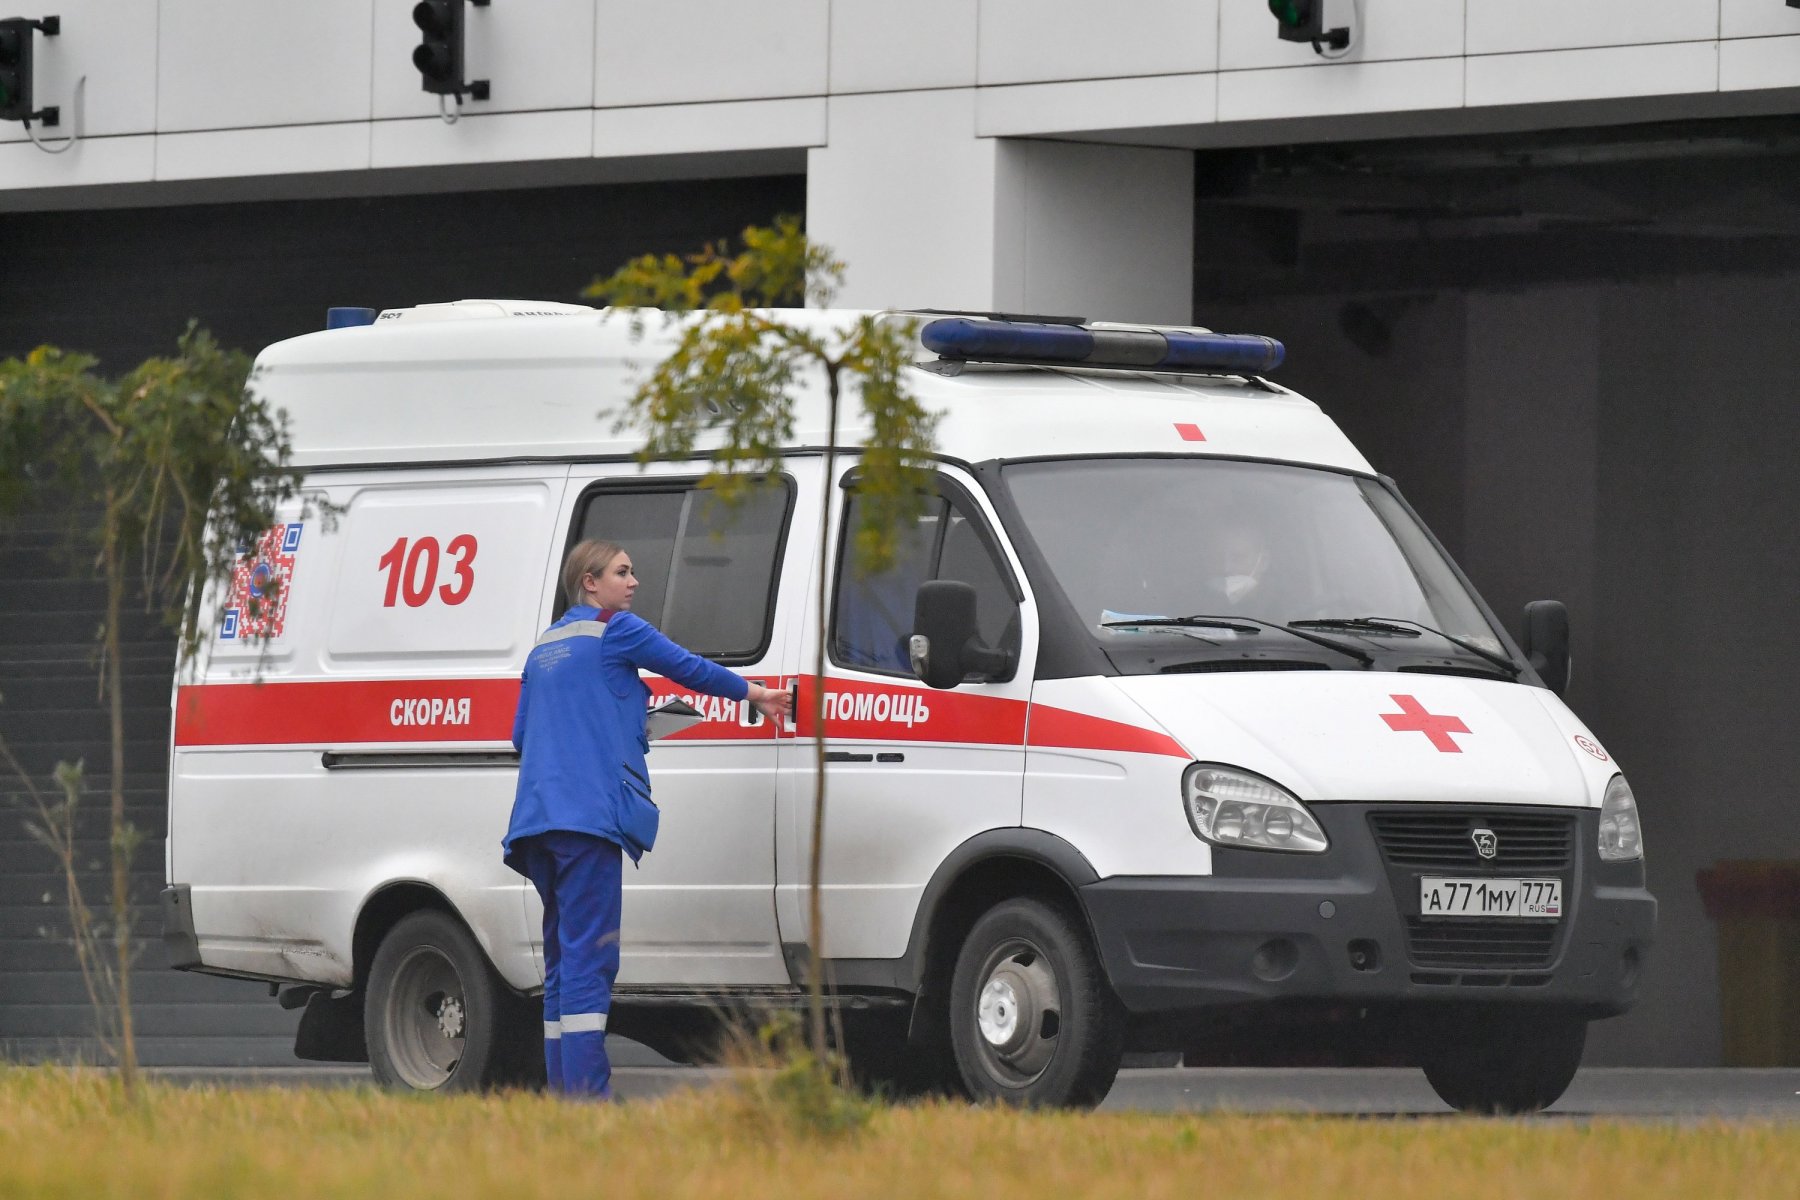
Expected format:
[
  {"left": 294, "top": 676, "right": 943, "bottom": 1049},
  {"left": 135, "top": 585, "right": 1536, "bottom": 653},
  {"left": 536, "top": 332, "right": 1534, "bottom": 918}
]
[{"left": 1002, "top": 458, "right": 1510, "bottom": 675}]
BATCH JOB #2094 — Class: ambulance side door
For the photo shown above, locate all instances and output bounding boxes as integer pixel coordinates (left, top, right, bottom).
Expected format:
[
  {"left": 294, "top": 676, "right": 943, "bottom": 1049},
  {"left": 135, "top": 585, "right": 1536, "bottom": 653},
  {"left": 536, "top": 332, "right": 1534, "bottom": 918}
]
[
  {"left": 776, "top": 462, "right": 1036, "bottom": 960},
  {"left": 534, "top": 467, "right": 793, "bottom": 987}
]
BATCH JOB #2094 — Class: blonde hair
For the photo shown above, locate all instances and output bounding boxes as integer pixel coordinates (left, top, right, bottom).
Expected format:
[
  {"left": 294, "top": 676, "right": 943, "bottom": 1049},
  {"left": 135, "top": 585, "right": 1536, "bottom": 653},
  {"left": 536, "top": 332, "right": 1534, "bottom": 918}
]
[{"left": 562, "top": 538, "right": 624, "bottom": 607}]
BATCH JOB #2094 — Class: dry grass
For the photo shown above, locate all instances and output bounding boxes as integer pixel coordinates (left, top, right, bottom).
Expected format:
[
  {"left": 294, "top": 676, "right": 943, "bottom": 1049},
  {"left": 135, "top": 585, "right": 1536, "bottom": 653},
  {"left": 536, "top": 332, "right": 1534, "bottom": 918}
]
[{"left": 1, "top": 1064, "right": 1796, "bottom": 1200}]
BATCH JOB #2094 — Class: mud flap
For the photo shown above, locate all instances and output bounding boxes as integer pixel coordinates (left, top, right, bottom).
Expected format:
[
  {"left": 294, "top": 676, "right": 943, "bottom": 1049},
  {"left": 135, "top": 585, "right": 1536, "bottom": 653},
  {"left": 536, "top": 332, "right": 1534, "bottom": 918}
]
[{"left": 294, "top": 989, "right": 368, "bottom": 1063}]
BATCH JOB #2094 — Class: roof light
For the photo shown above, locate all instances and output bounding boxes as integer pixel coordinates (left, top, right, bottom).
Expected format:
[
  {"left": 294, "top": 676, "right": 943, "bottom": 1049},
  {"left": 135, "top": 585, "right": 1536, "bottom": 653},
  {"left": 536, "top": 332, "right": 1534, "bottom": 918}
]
[
  {"left": 920, "top": 317, "right": 1284, "bottom": 375},
  {"left": 326, "top": 307, "right": 378, "bottom": 329}
]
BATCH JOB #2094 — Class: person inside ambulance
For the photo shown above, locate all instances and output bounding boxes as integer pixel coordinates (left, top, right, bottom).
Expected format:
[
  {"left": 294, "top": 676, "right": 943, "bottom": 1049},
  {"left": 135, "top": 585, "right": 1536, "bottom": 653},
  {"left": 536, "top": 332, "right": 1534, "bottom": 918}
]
[
  {"left": 502, "top": 538, "right": 791, "bottom": 1100},
  {"left": 1214, "top": 520, "right": 1274, "bottom": 611},
  {"left": 1102, "top": 506, "right": 1276, "bottom": 622}
]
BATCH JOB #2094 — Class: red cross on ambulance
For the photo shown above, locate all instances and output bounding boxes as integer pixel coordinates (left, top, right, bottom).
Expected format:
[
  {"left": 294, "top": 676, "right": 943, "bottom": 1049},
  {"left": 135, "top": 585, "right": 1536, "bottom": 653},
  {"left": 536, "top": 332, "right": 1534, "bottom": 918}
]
[{"left": 1380, "top": 693, "right": 1471, "bottom": 753}]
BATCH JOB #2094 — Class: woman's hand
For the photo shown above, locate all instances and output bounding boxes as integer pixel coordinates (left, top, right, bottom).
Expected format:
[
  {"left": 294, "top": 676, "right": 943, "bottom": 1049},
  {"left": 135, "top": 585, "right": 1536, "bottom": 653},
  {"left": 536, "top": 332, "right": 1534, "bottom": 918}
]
[{"left": 748, "top": 682, "right": 792, "bottom": 724}]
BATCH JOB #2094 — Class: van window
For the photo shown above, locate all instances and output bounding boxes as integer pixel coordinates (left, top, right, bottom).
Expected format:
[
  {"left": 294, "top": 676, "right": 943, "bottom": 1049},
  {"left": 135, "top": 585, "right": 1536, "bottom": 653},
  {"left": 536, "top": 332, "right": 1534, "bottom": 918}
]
[
  {"left": 574, "top": 479, "right": 792, "bottom": 663},
  {"left": 830, "top": 484, "right": 1019, "bottom": 677}
]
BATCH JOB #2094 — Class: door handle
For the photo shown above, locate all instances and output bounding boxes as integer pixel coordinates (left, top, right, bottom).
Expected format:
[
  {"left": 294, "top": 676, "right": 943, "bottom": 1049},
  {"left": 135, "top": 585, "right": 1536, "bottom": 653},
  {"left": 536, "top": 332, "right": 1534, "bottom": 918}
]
[{"left": 824, "top": 751, "right": 874, "bottom": 763}]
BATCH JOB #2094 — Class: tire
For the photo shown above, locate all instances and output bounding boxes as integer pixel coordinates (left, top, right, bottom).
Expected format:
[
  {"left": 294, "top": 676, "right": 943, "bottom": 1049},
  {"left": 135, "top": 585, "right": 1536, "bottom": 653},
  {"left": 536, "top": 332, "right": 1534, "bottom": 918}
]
[
  {"left": 947, "top": 897, "right": 1125, "bottom": 1108},
  {"left": 365, "top": 909, "right": 530, "bottom": 1093},
  {"left": 1418, "top": 1010, "right": 1587, "bottom": 1115}
]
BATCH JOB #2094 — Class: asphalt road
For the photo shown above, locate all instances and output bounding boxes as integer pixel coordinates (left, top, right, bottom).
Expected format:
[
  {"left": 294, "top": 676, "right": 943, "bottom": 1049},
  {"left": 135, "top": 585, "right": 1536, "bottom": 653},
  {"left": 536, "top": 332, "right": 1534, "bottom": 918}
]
[
  {"left": 143, "top": 1063, "right": 1800, "bottom": 1119},
  {"left": 1097, "top": 1067, "right": 1800, "bottom": 1119}
]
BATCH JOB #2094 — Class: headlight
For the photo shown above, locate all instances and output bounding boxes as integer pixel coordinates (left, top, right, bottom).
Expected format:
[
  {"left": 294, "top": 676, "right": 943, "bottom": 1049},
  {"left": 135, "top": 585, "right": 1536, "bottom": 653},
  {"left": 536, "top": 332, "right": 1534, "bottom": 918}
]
[
  {"left": 1599, "top": 775, "right": 1644, "bottom": 862},
  {"left": 1183, "top": 764, "right": 1328, "bottom": 853}
]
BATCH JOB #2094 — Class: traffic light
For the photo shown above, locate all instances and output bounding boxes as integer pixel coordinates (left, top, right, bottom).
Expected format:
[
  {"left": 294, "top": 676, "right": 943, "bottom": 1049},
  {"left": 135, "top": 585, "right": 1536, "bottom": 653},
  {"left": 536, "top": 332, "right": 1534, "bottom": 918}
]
[
  {"left": 411, "top": 0, "right": 488, "bottom": 100},
  {"left": 1269, "top": 0, "right": 1349, "bottom": 52},
  {"left": 0, "top": 15, "right": 59, "bottom": 125}
]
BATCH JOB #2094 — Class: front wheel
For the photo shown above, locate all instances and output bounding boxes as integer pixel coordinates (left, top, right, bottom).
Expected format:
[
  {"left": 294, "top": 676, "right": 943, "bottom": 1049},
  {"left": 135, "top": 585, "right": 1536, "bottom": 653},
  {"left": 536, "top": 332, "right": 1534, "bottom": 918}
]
[
  {"left": 1418, "top": 1010, "right": 1587, "bottom": 1115},
  {"left": 365, "top": 909, "right": 536, "bottom": 1092},
  {"left": 948, "top": 897, "right": 1125, "bottom": 1108}
]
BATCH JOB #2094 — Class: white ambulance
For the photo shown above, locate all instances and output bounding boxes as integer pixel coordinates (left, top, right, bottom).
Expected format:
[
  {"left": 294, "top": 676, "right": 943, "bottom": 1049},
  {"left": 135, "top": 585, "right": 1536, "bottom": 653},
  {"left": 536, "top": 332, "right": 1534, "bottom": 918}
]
[{"left": 161, "top": 301, "right": 1654, "bottom": 1112}]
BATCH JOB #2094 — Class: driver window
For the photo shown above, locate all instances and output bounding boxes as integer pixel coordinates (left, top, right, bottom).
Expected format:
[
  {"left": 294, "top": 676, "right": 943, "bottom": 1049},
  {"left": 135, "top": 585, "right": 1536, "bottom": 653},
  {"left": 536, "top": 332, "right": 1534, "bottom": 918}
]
[{"left": 830, "top": 485, "right": 1018, "bottom": 677}]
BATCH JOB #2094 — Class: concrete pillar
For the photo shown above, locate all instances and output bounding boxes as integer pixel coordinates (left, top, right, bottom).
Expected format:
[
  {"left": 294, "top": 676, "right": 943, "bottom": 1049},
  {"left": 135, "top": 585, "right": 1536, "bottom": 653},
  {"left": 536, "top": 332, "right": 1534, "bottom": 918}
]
[{"left": 806, "top": 89, "right": 1194, "bottom": 324}]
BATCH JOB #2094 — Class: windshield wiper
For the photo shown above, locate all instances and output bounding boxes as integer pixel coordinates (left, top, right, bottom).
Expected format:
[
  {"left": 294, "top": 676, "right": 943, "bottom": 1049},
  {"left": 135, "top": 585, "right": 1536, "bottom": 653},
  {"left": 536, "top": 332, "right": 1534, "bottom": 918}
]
[
  {"left": 1291, "top": 617, "right": 1420, "bottom": 637},
  {"left": 1105, "top": 614, "right": 1372, "bottom": 667},
  {"left": 1291, "top": 616, "right": 1520, "bottom": 677},
  {"left": 1101, "top": 616, "right": 1263, "bottom": 634}
]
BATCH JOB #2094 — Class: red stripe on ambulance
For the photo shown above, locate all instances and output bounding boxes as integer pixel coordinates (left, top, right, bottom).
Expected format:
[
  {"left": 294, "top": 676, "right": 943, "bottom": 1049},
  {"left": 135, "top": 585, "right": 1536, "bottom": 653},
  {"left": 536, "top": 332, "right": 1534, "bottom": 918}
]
[
  {"left": 792, "top": 677, "right": 1027, "bottom": 745},
  {"left": 173, "top": 676, "right": 1190, "bottom": 759},
  {"left": 174, "top": 679, "right": 521, "bottom": 746},
  {"left": 1025, "top": 704, "right": 1188, "bottom": 758}
]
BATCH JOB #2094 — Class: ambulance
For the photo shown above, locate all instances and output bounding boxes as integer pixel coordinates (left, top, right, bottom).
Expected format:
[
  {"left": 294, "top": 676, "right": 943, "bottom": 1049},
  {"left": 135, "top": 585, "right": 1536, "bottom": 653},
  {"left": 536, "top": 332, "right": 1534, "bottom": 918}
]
[{"left": 160, "top": 301, "right": 1654, "bottom": 1112}]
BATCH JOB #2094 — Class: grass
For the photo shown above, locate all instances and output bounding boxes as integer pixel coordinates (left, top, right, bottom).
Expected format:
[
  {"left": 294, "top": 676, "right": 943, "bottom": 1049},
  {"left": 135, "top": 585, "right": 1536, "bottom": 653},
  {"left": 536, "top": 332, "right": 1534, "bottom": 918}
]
[{"left": 2, "top": 1065, "right": 1797, "bottom": 1200}]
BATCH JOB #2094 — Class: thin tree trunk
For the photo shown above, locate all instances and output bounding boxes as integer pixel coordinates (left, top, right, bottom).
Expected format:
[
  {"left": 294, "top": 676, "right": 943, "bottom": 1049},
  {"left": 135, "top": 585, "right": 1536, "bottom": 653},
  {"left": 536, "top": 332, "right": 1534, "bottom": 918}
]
[
  {"left": 806, "top": 364, "right": 841, "bottom": 1061},
  {"left": 102, "top": 512, "right": 139, "bottom": 1095},
  {"left": 0, "top": 740, "right": 111, "bottom": 1049}
]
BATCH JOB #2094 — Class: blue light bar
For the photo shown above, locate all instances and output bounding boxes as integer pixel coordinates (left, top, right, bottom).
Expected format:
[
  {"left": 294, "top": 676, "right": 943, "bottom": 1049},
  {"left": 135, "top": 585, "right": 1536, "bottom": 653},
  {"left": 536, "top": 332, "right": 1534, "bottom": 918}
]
[
  {"left": 920, "top": 318, "right": 1284, "bottom": 374},
  {"left": 326, "top": 306, "right": 378, "bottom": 330}
]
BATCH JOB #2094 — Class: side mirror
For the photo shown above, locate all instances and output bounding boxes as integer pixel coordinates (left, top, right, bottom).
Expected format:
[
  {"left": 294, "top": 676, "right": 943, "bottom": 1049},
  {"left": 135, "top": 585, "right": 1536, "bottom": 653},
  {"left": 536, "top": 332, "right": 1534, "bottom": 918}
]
[
  {"left": 1520, "top": 600, "right": 1571, "bottom": 695},
  {"left": 911, "top": 580, "right": 1012, "bottom": 690}
]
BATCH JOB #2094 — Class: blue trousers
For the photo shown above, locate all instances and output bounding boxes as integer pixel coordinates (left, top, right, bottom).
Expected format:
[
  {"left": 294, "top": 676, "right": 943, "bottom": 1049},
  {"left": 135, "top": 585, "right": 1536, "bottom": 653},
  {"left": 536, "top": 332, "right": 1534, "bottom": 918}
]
[{"left": 519, "top": 831, "right": 623, "bottom": 1099}]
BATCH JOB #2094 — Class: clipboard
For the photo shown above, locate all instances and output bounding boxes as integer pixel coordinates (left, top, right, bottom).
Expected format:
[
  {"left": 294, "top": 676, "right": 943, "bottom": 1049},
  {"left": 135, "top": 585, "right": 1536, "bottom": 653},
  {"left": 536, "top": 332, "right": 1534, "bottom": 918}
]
[{"left": 646, "top": 697, "right": 705, "bottom": 741}]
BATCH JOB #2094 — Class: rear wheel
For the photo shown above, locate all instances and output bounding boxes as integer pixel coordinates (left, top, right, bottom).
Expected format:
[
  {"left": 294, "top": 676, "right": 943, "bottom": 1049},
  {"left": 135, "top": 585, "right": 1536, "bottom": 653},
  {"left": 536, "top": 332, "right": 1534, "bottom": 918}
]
[
  {"left": 948, "top": 897, "right": 1124, "bottom": 1108},
  {"left": 1418, "top": 1009, "right": 1587, "bottom": 1115},
  {"left": 365, "top": 909, "right": 536, "bottom": 1092}
]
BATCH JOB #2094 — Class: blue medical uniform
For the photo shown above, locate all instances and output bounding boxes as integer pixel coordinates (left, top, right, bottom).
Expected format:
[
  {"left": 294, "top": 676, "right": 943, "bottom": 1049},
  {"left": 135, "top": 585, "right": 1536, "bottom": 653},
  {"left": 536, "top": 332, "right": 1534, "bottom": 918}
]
[{"left": 504, "top": 605, "right": 749, "bottom": 1097}]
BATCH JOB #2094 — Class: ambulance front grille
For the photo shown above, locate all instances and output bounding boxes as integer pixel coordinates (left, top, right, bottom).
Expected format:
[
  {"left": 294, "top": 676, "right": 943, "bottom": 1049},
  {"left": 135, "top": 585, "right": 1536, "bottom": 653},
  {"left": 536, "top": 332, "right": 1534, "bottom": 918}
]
[
  {"left": 1368, "top": 811, "right": 1575, "bottom": 872},
  {"left": 1403, "top": 918, "right": 1558, "bottom": 971}
]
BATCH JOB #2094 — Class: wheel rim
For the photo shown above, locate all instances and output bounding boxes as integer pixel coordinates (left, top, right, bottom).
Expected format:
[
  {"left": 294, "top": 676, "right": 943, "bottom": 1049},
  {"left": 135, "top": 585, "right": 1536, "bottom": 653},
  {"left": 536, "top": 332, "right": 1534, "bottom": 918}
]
[
  {"left": 383, "top": 945, "right": 467, "bottom": 1090},
  {"left": 971, "top": 936, "right": 1061, "bottom": 1088}
]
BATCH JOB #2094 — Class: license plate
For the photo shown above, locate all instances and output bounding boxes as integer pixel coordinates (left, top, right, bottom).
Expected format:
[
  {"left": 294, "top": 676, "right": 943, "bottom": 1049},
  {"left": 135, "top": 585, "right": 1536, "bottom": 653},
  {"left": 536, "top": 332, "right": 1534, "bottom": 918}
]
[{"left": 1419, "top": 876, "right": 1562, "bottom": 919}]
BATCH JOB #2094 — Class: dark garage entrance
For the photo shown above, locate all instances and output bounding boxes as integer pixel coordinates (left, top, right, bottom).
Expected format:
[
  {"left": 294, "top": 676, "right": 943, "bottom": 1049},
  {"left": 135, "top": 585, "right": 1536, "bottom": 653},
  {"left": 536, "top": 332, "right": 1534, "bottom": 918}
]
[{"left": 1194, "top": 116, "right": 1800, "bottom": 1066}]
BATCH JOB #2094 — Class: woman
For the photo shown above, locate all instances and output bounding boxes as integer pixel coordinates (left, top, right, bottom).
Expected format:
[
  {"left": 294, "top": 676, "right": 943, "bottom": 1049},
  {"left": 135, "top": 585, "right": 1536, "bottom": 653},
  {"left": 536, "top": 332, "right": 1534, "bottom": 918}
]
[{"left": 504, "top": 538, "right": 791, "bottom": 1099}]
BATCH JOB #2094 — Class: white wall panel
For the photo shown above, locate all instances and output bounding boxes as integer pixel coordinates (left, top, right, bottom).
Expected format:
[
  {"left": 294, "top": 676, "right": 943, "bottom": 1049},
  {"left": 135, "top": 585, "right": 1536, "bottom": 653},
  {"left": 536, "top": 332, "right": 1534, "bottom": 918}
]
[
  {"left": 0, "top": 134, "right": 154, "bottom": 191},
  {"left": 593, "top": 0, "right": 828, "bottom": 108},
  {"left": 373, "top": 0, "right": 594, "bottom": 120},
  {"left": 977, "top": 0, "right": 1218, "bottom": 85},
  {"left": 1220, "top": 0, "right": 1462, "bottom": 71},
  {"left": 994, "top": 140, "right": 1193, "bottom": 324},
  {"left": 1466, "top": 0, "right": 1719, "bottom": 57},
  {"left": 157, "top": 0, "right": 375, "bottom": 133},
  {"left": 1219, "top": 57, "right": 1463, "bottom": 124},
  {"left": 1721, "top": 0, "right": 1800, "bottom": 38},
  {"left": 370, "top": 108, "right": 593, "bottom": 170},
  {"left": 829, "top": 0, "right": 978, "bottom": 93},
  {"left": 156, "top": 124, "right": 372, "bottom": 182},
  {"left": 977, "top": 73, "right": 1215, "bottom": 138},
  {"left": 1720, "top": 34, "right": 1800, "bottom": 91},
  {"left": 808, "top": 90, "right": 997, "bottom": 311},
  {"left": 1466, "top": 41, "right": 1718, "bottom": 108},
  {"left": 0, "top": 1, "right": 158, "bottom": 145},
  {"left": 593, "top": 97, "right": 826, "bottom": 158}
]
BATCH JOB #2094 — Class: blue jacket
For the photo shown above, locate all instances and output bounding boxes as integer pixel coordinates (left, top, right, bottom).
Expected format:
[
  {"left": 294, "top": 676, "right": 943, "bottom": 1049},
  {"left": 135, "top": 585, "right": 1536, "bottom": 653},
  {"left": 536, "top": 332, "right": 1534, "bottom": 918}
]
[{"left": 503, "top": 605, "right": 749, "bottom": 871}]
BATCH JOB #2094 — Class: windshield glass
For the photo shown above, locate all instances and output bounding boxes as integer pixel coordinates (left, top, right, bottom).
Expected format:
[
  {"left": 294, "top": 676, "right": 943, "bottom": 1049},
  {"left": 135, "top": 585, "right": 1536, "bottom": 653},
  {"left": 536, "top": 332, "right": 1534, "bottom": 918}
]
[{"left": 1001, "top": 458, "right": 1507, "bottom": 674}]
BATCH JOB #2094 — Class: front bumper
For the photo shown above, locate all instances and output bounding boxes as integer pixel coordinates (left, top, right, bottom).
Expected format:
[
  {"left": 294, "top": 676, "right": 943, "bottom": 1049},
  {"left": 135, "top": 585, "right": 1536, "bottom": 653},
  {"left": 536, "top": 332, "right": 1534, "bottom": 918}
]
[{"left": 1080, "top": 803, "right": 1655, "bottom": 1018}]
